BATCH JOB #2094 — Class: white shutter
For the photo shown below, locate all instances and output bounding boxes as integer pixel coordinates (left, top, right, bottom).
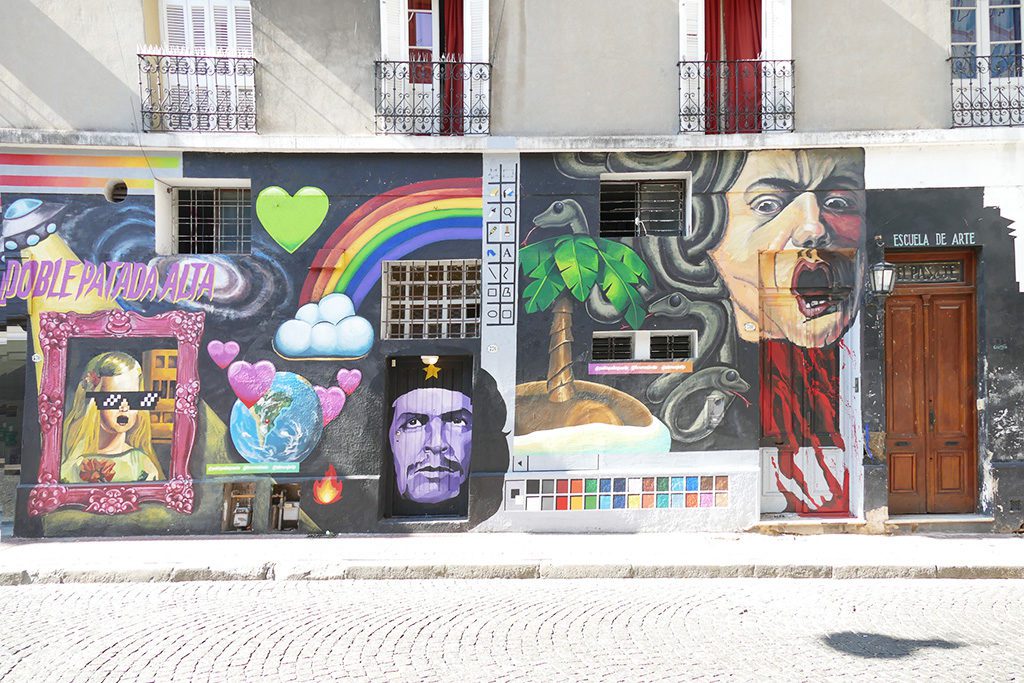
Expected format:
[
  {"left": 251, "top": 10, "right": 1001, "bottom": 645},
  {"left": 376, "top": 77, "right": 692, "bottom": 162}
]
[
  {"left": 189, "top": 1, "right": 209, "bottom": 53},
  {"left": 233, "top": 1, "right": 254, "bottom": 55},
  {"left": 380, "top": 0, "right": 408, "bottom": 61},
  {"left": 162, "top": 0, "right": 188, "bottom": 50},
  {"left": 760, "top": 0, "right": 793, "bottom": 130},
  {"left": 464, "top": 0, "right": 488, "bottom": 62},
  {"left": 679, "top": 0, "right": 705, "bottom": 132},
  {"left": 761, "top": 0, "right": 792, "bottom": 60},
  {"left": 212, "top": 4, "right": 230, "bottom": 53}
]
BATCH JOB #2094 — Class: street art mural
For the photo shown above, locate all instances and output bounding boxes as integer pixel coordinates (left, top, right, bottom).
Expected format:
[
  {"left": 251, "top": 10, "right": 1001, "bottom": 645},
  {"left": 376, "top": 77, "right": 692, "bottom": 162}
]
[
  {"left": 516, "top": 198, "right": 672, "bottom": 458},
  {"left": 516, "top": 149, "right": 866, "bottom": 515},
  {"left": 9, "top": 152, "right": 507, "bottom": 537}
]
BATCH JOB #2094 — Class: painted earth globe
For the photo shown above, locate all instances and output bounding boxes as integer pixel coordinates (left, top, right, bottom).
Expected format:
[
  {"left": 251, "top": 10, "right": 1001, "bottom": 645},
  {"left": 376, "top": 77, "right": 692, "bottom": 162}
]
[{"left": 229, "top": 372, "right": 324, "bottom": 464}]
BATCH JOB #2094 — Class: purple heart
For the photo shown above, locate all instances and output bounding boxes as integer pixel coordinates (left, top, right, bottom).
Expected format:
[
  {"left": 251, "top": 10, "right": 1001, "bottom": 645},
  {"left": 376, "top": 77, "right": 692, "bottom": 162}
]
[
  {"left": 227, "top": 360, "right": 276, "bottom": 408},
  {"left": 336, "top": 368, "right": 362, "bottom": 395},
  {"left": 314, "top": 385, "right": 346, "bottom": 425},
  {"left": 207, "top": 340, "right": 240, "bottom": 369}
]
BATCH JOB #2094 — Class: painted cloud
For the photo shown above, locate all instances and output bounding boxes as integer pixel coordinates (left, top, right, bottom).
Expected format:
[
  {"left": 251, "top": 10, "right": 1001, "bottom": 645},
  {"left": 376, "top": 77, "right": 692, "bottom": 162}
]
[{"left": 273, "top": 293, "right": 374, "bottom": 359}]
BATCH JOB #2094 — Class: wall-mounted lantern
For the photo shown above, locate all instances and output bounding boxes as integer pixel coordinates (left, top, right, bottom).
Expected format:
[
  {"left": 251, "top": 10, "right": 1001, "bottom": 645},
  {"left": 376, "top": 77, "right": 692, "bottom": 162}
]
[{"left": 868, "top": 235, "right": 896, "bottom": 298}]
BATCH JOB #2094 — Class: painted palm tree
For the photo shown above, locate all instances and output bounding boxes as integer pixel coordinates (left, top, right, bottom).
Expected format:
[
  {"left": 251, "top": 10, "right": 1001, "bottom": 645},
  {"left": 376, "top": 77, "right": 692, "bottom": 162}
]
[{"left": 520, "top": 199, "right": 651, "bottom": 404}]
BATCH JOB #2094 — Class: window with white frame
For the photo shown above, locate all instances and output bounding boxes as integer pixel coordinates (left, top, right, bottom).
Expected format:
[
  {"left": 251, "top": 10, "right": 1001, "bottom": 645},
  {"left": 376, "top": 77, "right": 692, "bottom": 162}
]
[
  {"left": 678, "top": 0, "right": 793, "bottom": 133},
  {"left": 952, "top": 0, "right": 1022, "bottom": 76},
  {"left": 172, "top": 186, "right": 252, "bottom": 255},
  {"left": 377, "top": 0, "right": 490, "bottom": 134},
  {"left": 147, "top": 0, "right": 256, "bottom": 132},
  {"left": 592, "top": 331, "right": 698, "bottom": 362},
  {"left": 381, "top": 260, "right": 482, "bottom": 340},
  {"left": 599, "top": 173, "right": 692, "bottom": 238}
]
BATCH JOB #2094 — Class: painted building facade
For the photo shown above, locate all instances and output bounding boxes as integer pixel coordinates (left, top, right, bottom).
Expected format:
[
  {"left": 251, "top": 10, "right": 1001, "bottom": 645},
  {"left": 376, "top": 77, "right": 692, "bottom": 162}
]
[{"left": 2, "top": 0, "right": 1024, "bottom": 536}]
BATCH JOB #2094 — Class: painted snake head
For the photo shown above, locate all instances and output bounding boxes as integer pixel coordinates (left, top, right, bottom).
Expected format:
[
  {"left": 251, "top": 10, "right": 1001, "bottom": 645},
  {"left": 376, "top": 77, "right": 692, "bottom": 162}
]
[
  {"left": 533, "top": 199, "right": 589, "bottom": 235},
  {"left": 714, "top": 368, "right": 751, "bottom": 394},
  {"left": 648, "top": 292, "right": 693, "bottom": 318}
]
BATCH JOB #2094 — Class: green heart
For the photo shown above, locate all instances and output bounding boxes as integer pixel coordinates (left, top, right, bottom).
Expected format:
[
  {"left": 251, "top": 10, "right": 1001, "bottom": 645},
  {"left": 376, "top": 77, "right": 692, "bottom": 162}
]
[{"left": 256, "top": 186, "right": 329, "bottom": 254}]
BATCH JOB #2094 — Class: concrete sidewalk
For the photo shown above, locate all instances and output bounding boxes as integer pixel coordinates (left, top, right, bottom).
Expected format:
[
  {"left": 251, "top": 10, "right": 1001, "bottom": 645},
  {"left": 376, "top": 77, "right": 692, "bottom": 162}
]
[{"left": 2, "top": 530, "right": 1024, "bottom": 583}]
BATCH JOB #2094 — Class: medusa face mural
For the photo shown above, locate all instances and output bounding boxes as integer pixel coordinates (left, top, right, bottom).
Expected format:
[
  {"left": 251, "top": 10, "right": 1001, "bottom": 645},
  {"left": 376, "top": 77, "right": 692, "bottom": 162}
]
[
  {"left": 710, "top": 150, "right": 865, "bottom": 347},
  {"left": 531, "top": 149, "right": 865, "bottom": 514}
]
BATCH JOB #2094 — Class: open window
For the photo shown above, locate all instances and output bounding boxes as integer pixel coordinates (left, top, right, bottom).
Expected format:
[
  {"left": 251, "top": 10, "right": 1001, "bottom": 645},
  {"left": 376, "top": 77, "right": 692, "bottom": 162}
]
[
  {"left": 377, "top": 0, "right": 490, "bottom": 134},
  {"left": 679, "top": 0, "right": 793, "bottom": 133}
]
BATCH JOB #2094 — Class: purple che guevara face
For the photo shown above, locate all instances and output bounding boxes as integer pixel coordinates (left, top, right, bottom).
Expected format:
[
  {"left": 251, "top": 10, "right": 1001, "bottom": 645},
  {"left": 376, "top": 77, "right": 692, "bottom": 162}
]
[{"left": 389, "top": 388, "right": 473, "bottom": 504}]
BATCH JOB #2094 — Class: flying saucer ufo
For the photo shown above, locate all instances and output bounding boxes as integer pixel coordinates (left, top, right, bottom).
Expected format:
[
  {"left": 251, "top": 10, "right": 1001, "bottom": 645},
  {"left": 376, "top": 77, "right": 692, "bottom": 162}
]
[{"left": 2, "top": 199, "right": 64, "bottom": 253}]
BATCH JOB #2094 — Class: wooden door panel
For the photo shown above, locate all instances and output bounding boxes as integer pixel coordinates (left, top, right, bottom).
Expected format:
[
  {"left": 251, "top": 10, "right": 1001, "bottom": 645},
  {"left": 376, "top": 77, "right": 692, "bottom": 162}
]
[
  {"left": 926, "top": 293, "right": 976, "bottom": 513},
  {"left": 885, "top": 295, "right": 927, "bottom": 514}
]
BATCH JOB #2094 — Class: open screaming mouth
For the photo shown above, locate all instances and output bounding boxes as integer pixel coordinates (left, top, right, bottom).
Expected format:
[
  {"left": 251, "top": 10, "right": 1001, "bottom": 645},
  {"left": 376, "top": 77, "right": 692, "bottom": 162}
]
[
  {"left": 116, "top": 415, "right": 130, "bottom": 426},
  {"left": 791, "top": 259, "right": 848, "bottom": 321}
]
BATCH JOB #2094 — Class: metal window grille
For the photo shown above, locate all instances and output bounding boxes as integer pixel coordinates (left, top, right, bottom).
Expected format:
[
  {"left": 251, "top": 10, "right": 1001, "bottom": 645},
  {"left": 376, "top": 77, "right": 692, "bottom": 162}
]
[
  {"left": 173, "top": 188, "right": 251, "bottom": 255},
  {"left": 381, "top": 259, "right": 482, "bottom": 340},
  {"left": 649, "top": 333, "right": 695, "bottom": 361},
  {"left": 591, "top": 335, "right": 634, "bottom": 361},
  {"left": 600, "top": 179, "right": 688, "bottom": 238}
]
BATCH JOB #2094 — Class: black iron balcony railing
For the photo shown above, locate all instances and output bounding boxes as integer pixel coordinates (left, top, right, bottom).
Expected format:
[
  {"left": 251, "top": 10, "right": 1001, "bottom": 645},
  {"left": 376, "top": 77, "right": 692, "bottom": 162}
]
[
  {"left": 678, "top": 59, "right": 794, "bottom": 133},
  {"left": 375, "top": 60, "right": 491, "bottom": 135},
  {"left": 951, "top": 54, "right": 1024, "bottom": 127},
  {"left": 138, "top": 51, "right": 257, "bottom": 133}
]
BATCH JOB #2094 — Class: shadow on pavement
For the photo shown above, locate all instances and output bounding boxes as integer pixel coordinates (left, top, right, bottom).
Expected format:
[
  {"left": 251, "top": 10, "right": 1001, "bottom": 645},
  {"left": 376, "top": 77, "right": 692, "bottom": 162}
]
[{"left": 822, "top": 631, "right": 963, "bottom": 659}]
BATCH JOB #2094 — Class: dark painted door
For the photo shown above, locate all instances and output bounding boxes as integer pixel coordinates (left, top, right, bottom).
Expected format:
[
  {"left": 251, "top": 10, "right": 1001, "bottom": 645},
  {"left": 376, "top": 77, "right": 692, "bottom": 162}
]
[
  {"left": 385, "top": 355, "right": 474, "bottom": 518},
  {"left": 885, "top": 251, "right": 977, "bottom": 514}
]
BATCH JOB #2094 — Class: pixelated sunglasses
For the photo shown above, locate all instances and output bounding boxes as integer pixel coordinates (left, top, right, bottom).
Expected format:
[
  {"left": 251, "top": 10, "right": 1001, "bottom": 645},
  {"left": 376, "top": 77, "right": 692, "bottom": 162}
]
[{"left": 87, "top": 391, "right": 160, "bottom": 410}]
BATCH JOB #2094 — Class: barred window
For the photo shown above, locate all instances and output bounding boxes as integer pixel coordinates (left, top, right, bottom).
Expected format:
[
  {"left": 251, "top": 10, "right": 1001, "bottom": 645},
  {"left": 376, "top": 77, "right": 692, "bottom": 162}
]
[
  {"left": 649, "top": 333, "right": 694, "bottom": 361},
  {"left": 591, "top": 335, "right": 633, "bottom": 361},
  {"left": 382, "top": 259, "right": 482, "bottom": 340},
  {"left": 173, "top": 188, "right": 251, "bottom": 255},
  {"left": 599, "top": 173, "right": 691, "bottom": 238}
]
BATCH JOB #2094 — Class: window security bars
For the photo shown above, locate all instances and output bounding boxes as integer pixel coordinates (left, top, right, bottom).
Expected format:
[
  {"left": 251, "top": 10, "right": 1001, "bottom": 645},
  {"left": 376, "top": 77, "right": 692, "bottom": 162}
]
[
  {"left": 382, "top": 260, "right": 482, "bottom": 340},
  {"left": 951, "top": 54, "right": 1024, "bottom": 126},
  {"left": 592, "top": 335, "right": 634, "bottom": 362},
  {"left": 600, "top": 179, "right": 688, "bottom": 238},
  {"left": 173, "top": 188, "right": 252, "bottom": 255},
  {"left": 649, "top": 334, "right": 694, "bottom": 361},
  {"left": 678, "top": 59, "right": 794, "bottom": 133},
  {"left": 138, "top": 52, "right": 257, "bottom": 132},
  {"left": 375, "top": 59, "right": 491, "bottom": 135}
]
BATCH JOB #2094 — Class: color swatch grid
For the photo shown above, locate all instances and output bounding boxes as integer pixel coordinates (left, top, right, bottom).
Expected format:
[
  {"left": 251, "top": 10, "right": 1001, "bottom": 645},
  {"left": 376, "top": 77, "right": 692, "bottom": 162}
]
[{"left": 507, "top": 475, "right": 729, "bottom": 511}]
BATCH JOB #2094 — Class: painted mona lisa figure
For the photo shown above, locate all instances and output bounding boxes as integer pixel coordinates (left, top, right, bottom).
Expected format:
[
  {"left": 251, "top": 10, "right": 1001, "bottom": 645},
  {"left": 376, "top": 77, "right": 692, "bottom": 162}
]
[{"left": 60, "top": 351, "right": 164, "bottom": 484}]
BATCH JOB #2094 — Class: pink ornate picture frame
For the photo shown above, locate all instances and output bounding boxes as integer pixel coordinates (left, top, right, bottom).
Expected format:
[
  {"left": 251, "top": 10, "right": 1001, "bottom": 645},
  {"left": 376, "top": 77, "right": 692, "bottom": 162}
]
[{"left": 28, "top": 310, "right": 205, "bottom": 516}]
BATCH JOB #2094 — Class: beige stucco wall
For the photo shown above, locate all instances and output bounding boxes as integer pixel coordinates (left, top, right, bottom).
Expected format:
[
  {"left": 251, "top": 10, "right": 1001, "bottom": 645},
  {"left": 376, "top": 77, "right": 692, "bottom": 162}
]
[
  {"left": 251, "top": 0, "right": 377, "bottom": 136},
  {"left": 793, "top": 0, "right": 951, "bottom": 131},
  {"left": 489, "top": 0, "right": 680, "bottom": 136},
  {"left": 0, "top": 0, "right": 144, "bottom": 132}
]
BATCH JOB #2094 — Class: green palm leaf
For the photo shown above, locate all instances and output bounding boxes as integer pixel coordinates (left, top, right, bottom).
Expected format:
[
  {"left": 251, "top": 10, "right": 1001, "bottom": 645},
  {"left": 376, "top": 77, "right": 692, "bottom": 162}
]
[
  {"left": 599, "top": 253, "right": 647, "bottom": 329},
  {"left": 596, "top": 237, "right": 652, "bottom": 286},
  {"left": 554, "top": 236, "right": 600, "bottom": 301},
  {"left": 523, "top": 260, "right": 566, "bottom": 313}
]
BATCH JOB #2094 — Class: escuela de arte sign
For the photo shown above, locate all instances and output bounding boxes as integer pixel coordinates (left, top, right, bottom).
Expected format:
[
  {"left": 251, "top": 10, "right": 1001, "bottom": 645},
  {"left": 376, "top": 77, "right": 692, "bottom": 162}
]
[{"left": 0, "top": 259, "right": 216, "bottom": 305}]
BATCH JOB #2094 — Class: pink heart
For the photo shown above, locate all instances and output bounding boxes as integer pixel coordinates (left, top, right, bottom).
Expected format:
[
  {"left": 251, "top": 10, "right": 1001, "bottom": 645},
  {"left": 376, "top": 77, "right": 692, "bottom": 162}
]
[
  {"left": 314, "top": 386, "right": 346, "bottom": 425},
  {"left": 227, "top": 360, "right": 276, "bottom": 408},
  {"left": 207, "top": 340, "right": 240, "bottom": 369},
  {"left": 336, "top": 369, "right": 362, "bottom": 395}
]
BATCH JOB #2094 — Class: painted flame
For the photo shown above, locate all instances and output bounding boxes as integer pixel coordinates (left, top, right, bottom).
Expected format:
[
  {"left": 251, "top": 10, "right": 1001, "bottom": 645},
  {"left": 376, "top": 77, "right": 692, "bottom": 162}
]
[{"left": 314, "top": 464, "right": 342, "bottom": 505}]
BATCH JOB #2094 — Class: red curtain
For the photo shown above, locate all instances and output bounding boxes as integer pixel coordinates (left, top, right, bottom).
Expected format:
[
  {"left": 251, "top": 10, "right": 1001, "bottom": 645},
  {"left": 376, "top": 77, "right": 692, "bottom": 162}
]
[
  {"left": 704, "top": 0, "right": 762, "bottom": 134},
  {"left": 441, "top": 0, "right": 464, "bottom": 135}
]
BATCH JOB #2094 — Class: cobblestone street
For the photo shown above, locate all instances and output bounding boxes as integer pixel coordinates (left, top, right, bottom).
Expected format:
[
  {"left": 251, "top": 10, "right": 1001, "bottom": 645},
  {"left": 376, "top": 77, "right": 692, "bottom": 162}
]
[{"left": 1, "top": 578, "right": 1022, "bottom": 682}]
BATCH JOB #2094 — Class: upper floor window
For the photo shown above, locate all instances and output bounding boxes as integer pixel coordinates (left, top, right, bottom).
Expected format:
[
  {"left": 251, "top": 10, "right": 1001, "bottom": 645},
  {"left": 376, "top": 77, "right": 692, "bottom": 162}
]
[
  {"left": 376, "top": 0, "right": 491, "bottom": 135},
  {"left": 161, "top": 0, "right": 254, "bottom": 55},
  {"left": 140, "top": 0, "right": 257, "bottom": 132},
  {"left": 678, "top": 0, "right": 794, "bottom": 133},
  {"left": 950, "top": 0, "right": 1023, "bottom": 126}
]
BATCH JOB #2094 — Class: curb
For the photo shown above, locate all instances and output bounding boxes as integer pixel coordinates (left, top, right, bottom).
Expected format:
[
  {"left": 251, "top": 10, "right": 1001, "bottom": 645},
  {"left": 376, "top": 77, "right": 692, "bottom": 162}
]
[{"left": 3, "top": 562, "right": 1024, "bottom": 584}]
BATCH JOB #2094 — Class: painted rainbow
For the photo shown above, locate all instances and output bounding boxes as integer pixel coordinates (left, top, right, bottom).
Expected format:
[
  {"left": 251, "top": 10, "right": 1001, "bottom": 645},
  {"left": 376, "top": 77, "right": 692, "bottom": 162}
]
[{"left": 301, "top": 178, "right": 483, "bottom": 308}]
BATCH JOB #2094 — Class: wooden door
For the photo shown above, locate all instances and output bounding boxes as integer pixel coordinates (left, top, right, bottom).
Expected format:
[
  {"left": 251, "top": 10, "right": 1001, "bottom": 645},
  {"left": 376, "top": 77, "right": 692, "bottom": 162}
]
[{"left": 885, "top": 251, "right": 977, "bottom": 514}]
